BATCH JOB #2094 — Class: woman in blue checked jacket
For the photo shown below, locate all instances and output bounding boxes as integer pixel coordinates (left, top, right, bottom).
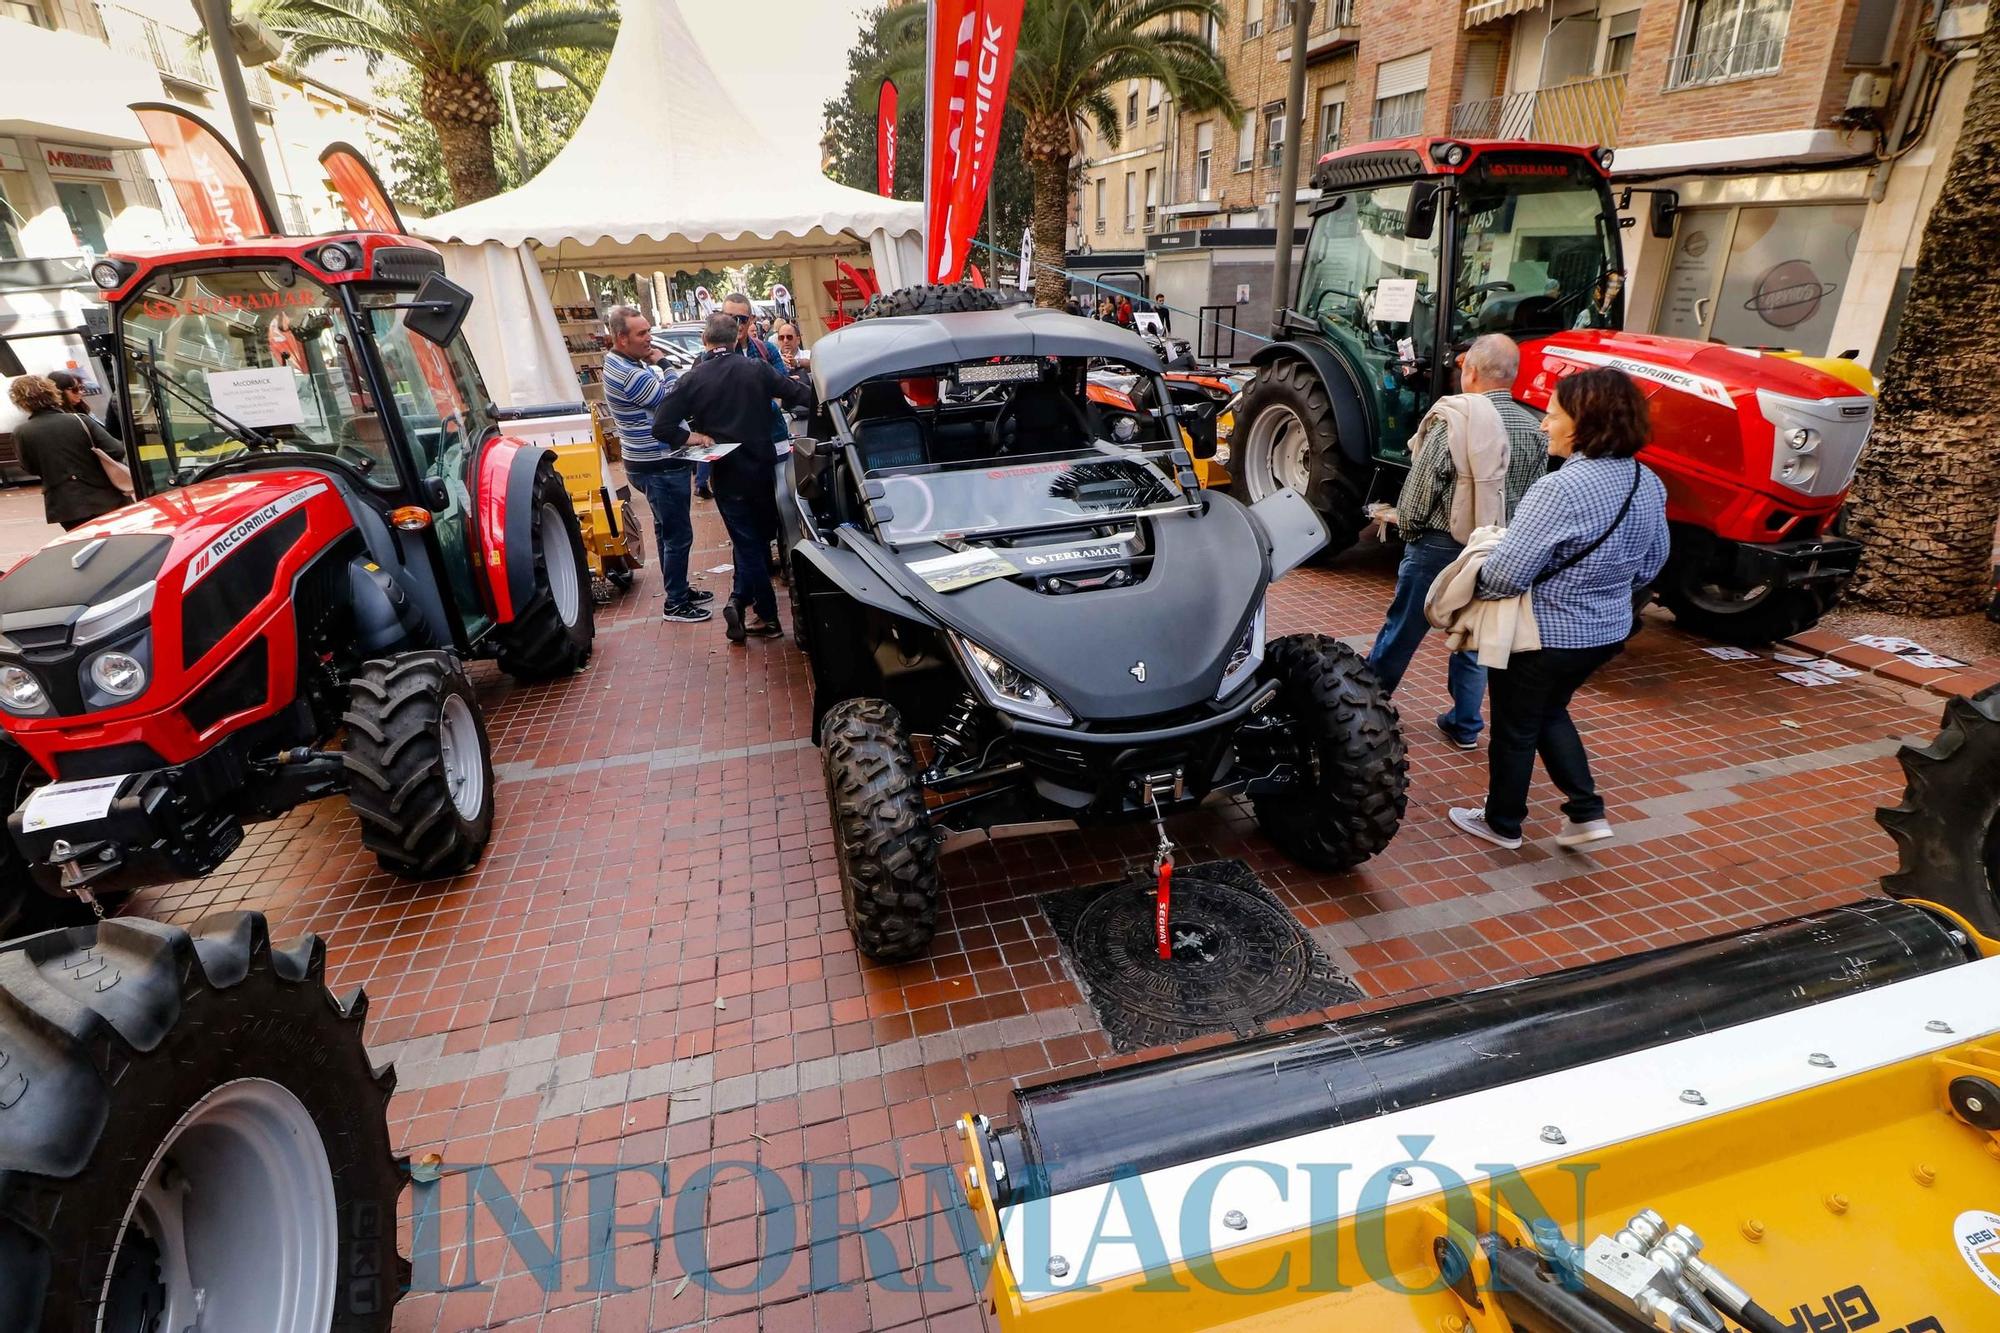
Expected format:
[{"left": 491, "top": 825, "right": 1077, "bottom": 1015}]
[{"left": 1449, "top": 367, "right": 1669, "bottom": 853}]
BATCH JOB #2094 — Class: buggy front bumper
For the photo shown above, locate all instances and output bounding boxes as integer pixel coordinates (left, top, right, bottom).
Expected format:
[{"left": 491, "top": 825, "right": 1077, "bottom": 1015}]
[{"left": 994, "top": 679, "right": 1282, "bottom": 818}]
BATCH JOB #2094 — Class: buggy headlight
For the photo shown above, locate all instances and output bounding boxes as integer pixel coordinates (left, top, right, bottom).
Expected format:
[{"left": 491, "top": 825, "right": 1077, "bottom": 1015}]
[
  {"left": 1216, "top": 603, "right": 1266, "bottom": 700},
  {"left": 88, "top": 650, "right": 146, "bottom": 699},
  {"left": 0, "top": 666, "right": 46, "bottom": 714},
  {"left": 953, "top": 635, "right": 1074, "bottom": 726}
]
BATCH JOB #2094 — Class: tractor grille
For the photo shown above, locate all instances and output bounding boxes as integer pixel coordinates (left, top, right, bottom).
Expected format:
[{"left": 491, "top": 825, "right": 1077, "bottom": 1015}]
[
  {"left": 1311, "top": 148, "right": 1426, "bottom": 192},
  {"left": 369, "top": 246, "right": 444, "bottom": 286},
  {"left": 182, "top": 510, "right": 307, "bottom": 668},
  {"left": 183, "top": 635, "right": 270, "bottom": 733}
]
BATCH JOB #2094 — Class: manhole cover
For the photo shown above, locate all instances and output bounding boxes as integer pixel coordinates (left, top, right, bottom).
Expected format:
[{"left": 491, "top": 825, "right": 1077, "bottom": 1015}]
[{"left": 1040, "top": 858, "right": 1362, "bottom": 1052}]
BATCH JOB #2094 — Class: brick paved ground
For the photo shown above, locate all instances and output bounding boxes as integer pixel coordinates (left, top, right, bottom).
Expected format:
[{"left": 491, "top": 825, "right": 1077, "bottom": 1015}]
[{"left": 0, "top": 483, "right": 1958, "bottom": 1331}]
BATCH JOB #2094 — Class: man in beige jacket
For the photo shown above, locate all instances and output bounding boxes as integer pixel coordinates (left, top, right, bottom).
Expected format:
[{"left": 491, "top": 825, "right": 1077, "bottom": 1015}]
[{"left": 1364, "top": 335, "right": 1548, "bottom": 749}]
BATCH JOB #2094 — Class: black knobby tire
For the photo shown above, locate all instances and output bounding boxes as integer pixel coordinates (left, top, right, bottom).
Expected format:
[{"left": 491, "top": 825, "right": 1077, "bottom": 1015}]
[
  {"left": 1879, "top": 685, "right": 2000, "bottom": 938},
  {"left": 1234, "top": 358, "right": 1370, "bottom": 556},
  {"left": 860, "top": 282, "right": 1007, "bottom": 321},
  {"left": 1251, "top": 634, "right": 1408, "bottom": 871},
  {"left": 343, "top": 650, "right": 495, "bottom": 878},
  {"left": 495, "top": 459, "right": 596, "bottom": 680},
  {"left": 1655, "top": 538, "right": 1836, "bottom": 646},
  {"left": 0, "top": 742, "right": 47, "bottom": 935},
  {"left": 0, "top": 911, "right": 404, "bottom": 1330},
  {"left": 820, "top": 698, "right": 941, "bottom": 961}
]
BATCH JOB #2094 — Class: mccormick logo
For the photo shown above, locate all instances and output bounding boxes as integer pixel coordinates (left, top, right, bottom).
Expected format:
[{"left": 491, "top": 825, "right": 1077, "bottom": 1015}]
[
  {"left": 1541, "top": 345, "right": 1735, "bottom": 408},
  {"left": 183, "top": 482, "right": 326, "bottom": 590}
]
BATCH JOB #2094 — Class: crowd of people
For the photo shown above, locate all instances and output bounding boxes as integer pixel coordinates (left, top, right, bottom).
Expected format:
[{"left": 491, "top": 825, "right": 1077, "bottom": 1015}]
[
  {"left": 606, "top": 297, "right": 1666, "bottom": 851},
  {"left": 601, "top": 291, "right": 814, "bottom": 642}
]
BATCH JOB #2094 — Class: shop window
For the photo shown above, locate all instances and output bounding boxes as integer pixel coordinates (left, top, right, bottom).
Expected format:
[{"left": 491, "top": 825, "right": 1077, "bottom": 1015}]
[
  {"left": 1653, "top": 202, "right": 1865, "bottom": 356},
  {"left": 0, "top": 177, "right": 24, "bottom": 262},
  {"left": 1669, "top": 0, "right": 1792, "bottom": 87},
  {"left": 54, "top": 181, "right": 117, "bottom": 255}
]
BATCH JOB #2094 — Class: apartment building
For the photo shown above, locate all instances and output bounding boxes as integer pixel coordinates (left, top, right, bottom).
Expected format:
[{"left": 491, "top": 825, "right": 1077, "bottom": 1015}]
[
  {"left": 1, "top": 0, "right": 402, "bottom": 385},
  {"left": 1071, "top": 75, "right": 1174, "bottom": 256},
  {"left": 1140, "top": 0, "right": 1978, "bottom": 367}
]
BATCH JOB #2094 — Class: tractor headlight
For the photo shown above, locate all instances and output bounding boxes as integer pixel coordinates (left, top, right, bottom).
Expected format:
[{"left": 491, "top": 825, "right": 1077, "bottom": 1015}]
[
  {"left": 1786, "top": 426, "right": 1819, "bottom": 452},
  {"left": 315, "top": 242, "right": 357, "bottom": 273},
  {"left": 1216, "top": 603, "right": 1266, "bottom": 701},
  {"left": 953, "top": 634, "right": 1073, "bottom": 726},
  {"left": 87, "top": 651, "right": 147, "bottom": 699},
  {"left": 1779, "top": 454, "right": 1818, "bottom": 487},
  {"left": 0, "top": 666, "right": 47, "bottom": 715}
]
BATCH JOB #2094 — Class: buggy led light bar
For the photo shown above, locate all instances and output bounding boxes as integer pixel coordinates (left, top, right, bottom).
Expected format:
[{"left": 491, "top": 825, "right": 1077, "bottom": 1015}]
[{"left": 957, "top": 361, "right": 1046, "bottom": 385}]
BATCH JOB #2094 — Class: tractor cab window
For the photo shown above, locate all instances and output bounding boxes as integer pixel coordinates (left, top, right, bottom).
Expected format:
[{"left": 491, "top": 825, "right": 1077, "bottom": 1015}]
[
  {"left": 1297, "top": 185, "right": 1441, "bottom": 461},
  {"left": 1454, "top": 154, "right": 1622, "bottom": 339},
  {"left": 119, "top": 265, "right": 398, "bottom": 493}
]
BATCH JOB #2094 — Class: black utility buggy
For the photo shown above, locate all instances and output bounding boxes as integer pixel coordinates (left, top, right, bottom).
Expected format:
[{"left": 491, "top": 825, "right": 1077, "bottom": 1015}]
[{"left": 782, "top": 288, "right": 1408, "bottom": 961}]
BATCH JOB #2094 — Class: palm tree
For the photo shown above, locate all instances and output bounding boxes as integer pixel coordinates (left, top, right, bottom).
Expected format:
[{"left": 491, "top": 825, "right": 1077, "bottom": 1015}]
[
  {"left": 249, "top": 0, "right": 617, "bottom": 207},
  {"left": 861, "top": 0, "right": 1240, "bottom": 307},
  {"left": 1843, "top": 27, "right": 2000, "bottom": 616}
]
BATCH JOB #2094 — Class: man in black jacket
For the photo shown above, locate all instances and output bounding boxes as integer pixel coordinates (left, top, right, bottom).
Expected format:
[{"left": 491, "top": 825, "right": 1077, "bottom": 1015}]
[{"left": 652, "top": 313, "right": 815, "bottom": 642}]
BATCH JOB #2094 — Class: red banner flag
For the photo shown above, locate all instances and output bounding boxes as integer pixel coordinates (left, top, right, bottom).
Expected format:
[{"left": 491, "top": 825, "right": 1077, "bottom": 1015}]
[
  {"left": 319, "top": 142, "right": 407, "bottom": 234},
  {"left": 923, "top": 0, "right": 1024, "bottom": 284},
  {"left": 876, "top": 79, "right": 899, "bottom": 197},
  {"left": 130, "top": 102, "right": 279, "bottom": 244}
]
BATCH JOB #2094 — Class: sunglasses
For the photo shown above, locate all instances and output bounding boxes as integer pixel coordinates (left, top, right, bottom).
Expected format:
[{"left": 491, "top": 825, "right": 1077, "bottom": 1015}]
[{"left": 732, "top": 313, "right": 752, "bottom": 324}]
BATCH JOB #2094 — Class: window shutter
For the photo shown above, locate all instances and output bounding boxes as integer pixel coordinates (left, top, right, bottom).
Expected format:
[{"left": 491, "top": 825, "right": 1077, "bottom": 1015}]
[
  {"left": 1461, "top": 40, "right": 1501, "bottom": 103},
  {"left": 1197, "top": 122, "right": 1215, "bottom": 153},
  {"left": 1375, "top": 49, "right": 1432, "bottom": 100}
]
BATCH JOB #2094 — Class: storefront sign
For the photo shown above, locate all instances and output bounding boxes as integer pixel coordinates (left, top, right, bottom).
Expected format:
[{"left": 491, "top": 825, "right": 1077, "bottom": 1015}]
[{"left": 43, "top": 145, "right": 118, "bottom": 178}]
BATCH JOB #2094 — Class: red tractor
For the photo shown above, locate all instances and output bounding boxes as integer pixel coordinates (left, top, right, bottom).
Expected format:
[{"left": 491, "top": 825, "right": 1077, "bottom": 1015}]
[
  {"left": 1232, "top": 138, "right": 1873, "bottom": 644},
  {"left": 0, "top": 232, "right": 594, "bottom": 910}
]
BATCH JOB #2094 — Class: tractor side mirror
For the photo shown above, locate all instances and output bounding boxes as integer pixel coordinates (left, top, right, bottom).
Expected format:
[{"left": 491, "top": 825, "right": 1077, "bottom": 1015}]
[
  {"left": 1650, "top": 190, "right": 1680, "bottom": 240},
  {"left": 1405, "top": 182, "right": 1441, "bottom": 241},
  {"left": 404, "top": 273, "right": 474, "bottom": 347}
]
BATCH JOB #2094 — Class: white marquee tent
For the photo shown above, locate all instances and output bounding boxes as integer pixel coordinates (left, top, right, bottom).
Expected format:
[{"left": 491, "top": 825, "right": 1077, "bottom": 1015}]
[{"left": 415, "top": 0, "right": 924, "bottom": 408}]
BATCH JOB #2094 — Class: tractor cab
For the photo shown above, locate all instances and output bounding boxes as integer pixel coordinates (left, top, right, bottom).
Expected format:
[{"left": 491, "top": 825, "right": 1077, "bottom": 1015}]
[
  {"left": 1288, "top": 138, "right": 1629, "bottom": 468},
  {"left": 90, "top": 234, "right": 496, "bottom": 647}
]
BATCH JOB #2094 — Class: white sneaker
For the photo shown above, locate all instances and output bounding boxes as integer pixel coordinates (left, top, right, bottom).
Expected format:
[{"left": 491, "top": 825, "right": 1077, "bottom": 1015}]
[
  {"left": 1557, "top": 818, "right": 1614, "bottom": 849},
  {"left": 1449, "top": 807, "right": 1523, "bottom": 850}
]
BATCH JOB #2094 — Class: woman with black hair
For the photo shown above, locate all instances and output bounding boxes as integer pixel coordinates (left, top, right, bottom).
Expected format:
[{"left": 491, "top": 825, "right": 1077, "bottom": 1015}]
[
  {"left": 9, "top": 374, "right": 129, "bottom": 529},
  {"left": 1448, "top": 366, "right": 1668, "bottom": 853}
]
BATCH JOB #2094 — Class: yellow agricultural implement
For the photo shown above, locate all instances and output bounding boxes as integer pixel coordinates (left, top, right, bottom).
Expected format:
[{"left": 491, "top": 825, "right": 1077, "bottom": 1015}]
[
  {"left": 548, "top": 411, "right": 643, "bottom": 602},
  {"left": 955, "top": 688, "right": 2000, "bottom": 1332}
]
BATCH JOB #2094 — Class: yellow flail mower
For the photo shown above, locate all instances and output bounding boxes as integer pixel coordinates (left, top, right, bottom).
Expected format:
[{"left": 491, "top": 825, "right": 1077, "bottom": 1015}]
[
  {"left": 954, "top": 686, "right": 2000, "bottom": 1332},
  {"left": 549, "top": 410, "right": 644, "bottom": 603}
]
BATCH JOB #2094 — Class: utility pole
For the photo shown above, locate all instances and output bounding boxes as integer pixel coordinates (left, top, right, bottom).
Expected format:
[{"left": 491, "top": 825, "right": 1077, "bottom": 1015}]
[
  {"left": 1270, "top": 0, "right": 1314, "bottom": 334},
  {"left": 193, "top": 0, "right": 278, "bottom": 206}
]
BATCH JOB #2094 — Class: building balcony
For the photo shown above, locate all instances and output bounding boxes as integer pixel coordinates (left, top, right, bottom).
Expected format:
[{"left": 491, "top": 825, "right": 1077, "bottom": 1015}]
[
  {"left": 99, "top": 4, "right": 217, "bottom": 88},
  {"left": 1665, "top": 35, "right": 1788, "bottom": 90},
  {"left": 1450, "top": 71, "right": 1628, "bottom": 147},
  {"left": 1364, "top": 103, "right": 1428, "bottom": 141},
  {"left": 1275, "top": 0, "right": 1358, "bottom": 63}
]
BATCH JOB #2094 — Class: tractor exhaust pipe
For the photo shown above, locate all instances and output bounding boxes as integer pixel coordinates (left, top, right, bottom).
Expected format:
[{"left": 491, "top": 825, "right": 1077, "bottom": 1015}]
[{"left": 981, "top": 899, "right": 1968, "bottom": 1204}]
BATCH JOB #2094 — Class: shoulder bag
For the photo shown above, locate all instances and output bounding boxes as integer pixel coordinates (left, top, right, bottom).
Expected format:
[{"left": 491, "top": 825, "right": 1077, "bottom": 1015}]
[{"left": 78, "top": 416, "right": 133, "bottom": 496}]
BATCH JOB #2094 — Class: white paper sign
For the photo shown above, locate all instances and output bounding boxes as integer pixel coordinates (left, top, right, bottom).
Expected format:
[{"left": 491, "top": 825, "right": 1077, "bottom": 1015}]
[
  {"left": 1805, "top": 659, "right": 1863, "bottom": 678},
  {"left": 1852, "top": 635, "right": 1925, "bottom": 654},
  {"left": 19, "top": 776, "right": 125, "bottom": 832},
  {"left": 1904, "top": 653, "right": 1965, "bottom": 670},
  {"left": 1778, "top": 670, "right": 1838, "bottom": 688},
  {"left": 1772, "top": 652, "right": 1820, "bottom": 666},
  {"left": 1701, "top": 646, "right": 1760, "bottom": 661},
  {"left": 1234, "top": 284, "right": 1250, "bottom": 304},
  {"left": 206, "top": 367, "right": 305, "bottom": 427},
  {"left": 1372, "top": 278, "right": 1419, "bottom": 323}
]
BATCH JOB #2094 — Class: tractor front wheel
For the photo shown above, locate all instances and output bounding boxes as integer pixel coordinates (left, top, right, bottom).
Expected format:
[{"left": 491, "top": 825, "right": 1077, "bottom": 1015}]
[
  {"left": 1234, "top": 359, "right": 1369, "bottom": 556},
  {"left": 497, "top": 460, "right": 596, "bottom": 680},
  {"left": 821, "top": 698, "right": 941, "bottom": 961},
  {"left": 344, "top": 650, "right": 495, "bottom": 878},
  {"left": 1656, "top": 537, "right": 1837, "bottom": 646},
  {"left": 1879, "top": 684, "right": 2000, "bottom": 938},
  {"left": 0, "top": 912, "right": 404, "bottom": 1329},
  {"left": 1251, "top": 634, "right": 1408, "bottom": 871}
]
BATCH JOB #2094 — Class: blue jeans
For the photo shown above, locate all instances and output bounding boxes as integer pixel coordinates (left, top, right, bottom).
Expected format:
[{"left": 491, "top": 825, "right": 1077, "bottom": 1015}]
[
  {"left": 625, "top": 460, "right": 693, "bottom": 604},
  {"left": 694, "top": 460, "right": 712, "bottom": 494},
  {"left": 1366, "top": 531, "right": 1488, "bottom": 743},
  {"left": 712, "top": 486, "right": 778, "bottom": 622}
]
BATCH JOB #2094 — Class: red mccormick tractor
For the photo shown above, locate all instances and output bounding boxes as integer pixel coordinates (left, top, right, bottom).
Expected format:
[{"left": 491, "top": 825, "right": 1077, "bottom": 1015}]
[
  {"left": 0, "top": 233, "right": 594, "bottom": 907},
  {"left": 1233, "top": 139, "right": 1872, "bottom": 644}
]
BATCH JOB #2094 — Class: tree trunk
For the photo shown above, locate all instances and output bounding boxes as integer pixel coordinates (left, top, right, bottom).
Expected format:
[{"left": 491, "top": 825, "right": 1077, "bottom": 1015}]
[
  {"left": 421, "top": 70, "right": 505, "bottom": 207},
  {"left": 1844, "top": 32, "right": 2000, "bottom": 616},
  {"left": 1026, "top": 116, "right": 1072, "bottom": 309}
]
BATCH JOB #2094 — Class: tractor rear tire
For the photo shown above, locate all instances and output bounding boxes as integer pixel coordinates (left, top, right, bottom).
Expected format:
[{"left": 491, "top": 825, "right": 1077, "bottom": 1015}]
[
  {"left": 1879, "top": 684, "right": 2000, "bottom": 939},
  {"left": 344, "top": 651, "right": 495, "bottom": 878},
  {"left": 1234, "top": 358, "right": 1370, "bottom": 556},
  {"left": 861, "top": 282, "right": 1007, "bottom": 321},
  {"left": 0, "top": 911, "right": 403, "bottom": 1330},
  {"left": 821, "top": 698, "right": 941, "bottom": 961},
  {"left": 1252, "top": 634, "right": 1408, "bottom": 871},
  {"left": 496, "top": 460, "right": 596, "bottom": 680}
]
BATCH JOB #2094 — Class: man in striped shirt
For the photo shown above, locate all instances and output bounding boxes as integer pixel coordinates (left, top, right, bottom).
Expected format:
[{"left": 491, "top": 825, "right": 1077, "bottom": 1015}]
[{"left": 603, "top": 306, "right": 711, "bottom": 623}]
